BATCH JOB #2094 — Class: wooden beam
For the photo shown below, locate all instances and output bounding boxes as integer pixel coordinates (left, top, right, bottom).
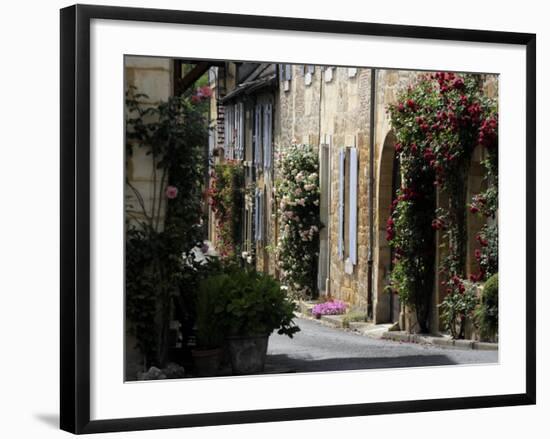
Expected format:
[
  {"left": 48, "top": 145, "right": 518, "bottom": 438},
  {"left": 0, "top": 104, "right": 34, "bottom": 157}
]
[{"left": 174, "top": 61, "right": 211, "bottom": 95}]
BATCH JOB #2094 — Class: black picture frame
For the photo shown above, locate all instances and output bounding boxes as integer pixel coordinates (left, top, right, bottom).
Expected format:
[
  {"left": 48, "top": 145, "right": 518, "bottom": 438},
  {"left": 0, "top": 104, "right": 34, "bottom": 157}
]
[{"left": 60, "top": 4, "right": 536, "bottom": 434}]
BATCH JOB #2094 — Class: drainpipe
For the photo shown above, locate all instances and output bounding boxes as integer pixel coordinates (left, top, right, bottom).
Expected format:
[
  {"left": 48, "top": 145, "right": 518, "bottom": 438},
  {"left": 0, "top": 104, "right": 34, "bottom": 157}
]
[{"left": 367, "top": 68, "right": 376, "bottom": 319}]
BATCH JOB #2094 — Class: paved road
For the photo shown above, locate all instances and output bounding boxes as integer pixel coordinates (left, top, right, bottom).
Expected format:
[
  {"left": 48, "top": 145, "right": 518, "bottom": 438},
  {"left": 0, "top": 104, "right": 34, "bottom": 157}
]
[{"left": 266, "top": 317, "right": 498, "bottom": 373}]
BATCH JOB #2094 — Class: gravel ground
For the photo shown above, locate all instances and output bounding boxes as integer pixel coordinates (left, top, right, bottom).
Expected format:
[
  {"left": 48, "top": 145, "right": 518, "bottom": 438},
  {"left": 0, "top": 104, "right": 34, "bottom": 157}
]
[{"left": 266, "top": 317, "right": 498, "bottom": 373}]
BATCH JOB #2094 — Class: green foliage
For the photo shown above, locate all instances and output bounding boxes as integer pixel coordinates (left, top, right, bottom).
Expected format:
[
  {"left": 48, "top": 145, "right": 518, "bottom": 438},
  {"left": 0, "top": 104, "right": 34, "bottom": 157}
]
[
  {"left": 195, "top": 266, "right": 225, "bottom": 349},
  {"left": 208, "top": 161, "right": 244, "bottom": 259},
  {"left": 475, "top": 273, "right": 498, "bottom": 341},
  {"left": 125, "top": 86, "right": 210, "bottom": 366},
  {"left": 202, "top": 268, "right": 300, "bottom": 338},
  {"left": 387, "top": 72, "right": 498, "bottom": 333},
  {"left": 275, "top": 144, "right": 321, "bottom": 299},
  {"left": 439, "top": 280, "right": 478, "bottom": 339}
]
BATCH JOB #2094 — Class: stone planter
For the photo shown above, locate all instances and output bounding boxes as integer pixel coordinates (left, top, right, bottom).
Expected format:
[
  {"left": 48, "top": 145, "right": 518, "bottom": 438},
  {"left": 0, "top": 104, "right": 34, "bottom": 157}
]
[
  {"left": 191, "top": 348, "right": 222, "bottom": 377},
  {"left": 226, "top": 334, "right": 269, "bottom": 375}
]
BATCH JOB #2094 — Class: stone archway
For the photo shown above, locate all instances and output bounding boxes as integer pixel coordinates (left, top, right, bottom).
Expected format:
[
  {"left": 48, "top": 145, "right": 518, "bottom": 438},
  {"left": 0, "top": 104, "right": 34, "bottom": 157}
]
[{"left": 373, "top": 131, "right": 401, "bottom": 324}]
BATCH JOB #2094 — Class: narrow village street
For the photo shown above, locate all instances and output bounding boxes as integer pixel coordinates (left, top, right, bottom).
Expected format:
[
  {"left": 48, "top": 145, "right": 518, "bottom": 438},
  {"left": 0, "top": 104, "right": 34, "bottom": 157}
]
[{"left": 266, "top": 317, "right": 497, "bottom": 373}]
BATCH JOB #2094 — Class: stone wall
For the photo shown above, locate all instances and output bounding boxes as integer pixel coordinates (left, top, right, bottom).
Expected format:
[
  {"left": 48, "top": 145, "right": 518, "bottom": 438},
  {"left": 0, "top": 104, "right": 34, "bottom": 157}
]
[
  {"left": 124, "top": 56, "right": 173, "bottom": 230},
  {"left": 124, "top": 56, "right": 173, "bottom": 379},
  {"left": 221, "top": 63, "right": 498, "bottom": 330}
]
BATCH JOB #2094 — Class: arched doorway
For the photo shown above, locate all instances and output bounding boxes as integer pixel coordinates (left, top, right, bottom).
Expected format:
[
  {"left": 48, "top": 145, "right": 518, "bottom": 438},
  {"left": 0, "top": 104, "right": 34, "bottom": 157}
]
[{"left": 373, "top": 131, "right": 401, "bottom": 324}]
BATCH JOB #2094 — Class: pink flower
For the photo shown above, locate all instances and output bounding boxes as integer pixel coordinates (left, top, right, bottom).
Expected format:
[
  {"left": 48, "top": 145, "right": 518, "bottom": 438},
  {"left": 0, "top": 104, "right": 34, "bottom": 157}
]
[{"left": 165, "top": 185, "right": 178, "bottom": 199}]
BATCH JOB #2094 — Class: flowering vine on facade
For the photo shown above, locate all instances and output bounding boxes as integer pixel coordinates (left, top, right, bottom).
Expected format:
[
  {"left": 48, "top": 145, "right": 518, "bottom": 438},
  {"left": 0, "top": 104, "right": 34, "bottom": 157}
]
[{"left": 275, "top": 144, "right": 321, "bottom": 299}]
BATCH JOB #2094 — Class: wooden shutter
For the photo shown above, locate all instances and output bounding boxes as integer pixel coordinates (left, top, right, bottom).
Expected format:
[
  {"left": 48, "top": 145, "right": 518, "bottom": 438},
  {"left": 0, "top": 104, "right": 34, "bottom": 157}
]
[
  {"left": 349, "top": 148, "right": 358, "bottom": 265},
  {"left": 254, "top": 104, "right": 261, "bottom": 168},
  {"left": 307, "top": 65, "right": 315, "bottom": 74},
  {"left": 263, "top": 103, "right": 272, "bottom": 170},
  {"left": 338, "top": 148, "right": 345, "bottom": 260},
  {"left": 285, "top": 64, "right": 292, "bottom": 81},
  {"left": 254, "top": 189, "right": 259, "bottom": 241},
  {"left": 237, "top": 102, "right": 244, "bottom": 160}
]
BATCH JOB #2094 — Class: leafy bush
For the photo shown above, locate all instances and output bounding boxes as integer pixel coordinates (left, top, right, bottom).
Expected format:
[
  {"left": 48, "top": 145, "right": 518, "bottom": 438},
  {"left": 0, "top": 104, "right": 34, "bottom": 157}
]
[
  {"left": 208, "top": 161, "right": 244, "bottom": 259},
  {"left": 202, "top": 268, "right": 300, "bottom": 338},
  {"left": 439, "top": 279, "right": 478, "bottom": 339},
  {"left": 195, "top": 270, "right": 225, "bottom": 349},
  {"left": 312, "top": 300, "right": 347, "bottom": 318},
  {"left": 125, "top": 86, "right": 209, "bottom": 366},
  {"left": 475, "top": 273, "right": 498, "bottom": 341}
]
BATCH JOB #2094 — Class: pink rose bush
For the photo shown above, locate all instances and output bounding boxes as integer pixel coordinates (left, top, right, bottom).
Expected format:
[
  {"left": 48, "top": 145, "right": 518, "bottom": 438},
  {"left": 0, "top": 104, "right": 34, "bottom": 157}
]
[{"left": 276, "top": 144, "right": 321, "bottom": 299}]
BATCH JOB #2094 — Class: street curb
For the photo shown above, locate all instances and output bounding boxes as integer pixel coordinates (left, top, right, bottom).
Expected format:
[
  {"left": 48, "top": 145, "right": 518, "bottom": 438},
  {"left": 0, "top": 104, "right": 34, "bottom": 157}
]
[
  {"left": 381, "top": 331, "right": 498, "bottom": 351},
  {"left": 295, "top": 302, "right": 498, "bottom": 352}
]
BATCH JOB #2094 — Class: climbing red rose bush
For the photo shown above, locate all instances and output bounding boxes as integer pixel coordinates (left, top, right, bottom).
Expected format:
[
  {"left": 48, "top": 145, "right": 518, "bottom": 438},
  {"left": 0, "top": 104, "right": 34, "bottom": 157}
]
[
  {"left": 276, "top": 144, "right": 321, "bottom": 299},
  {"left": 208, "top": 160, "right": 244, "bottom": 259},
  {"left": 387, "top": 72, "right": 498, "bottom": 336}
]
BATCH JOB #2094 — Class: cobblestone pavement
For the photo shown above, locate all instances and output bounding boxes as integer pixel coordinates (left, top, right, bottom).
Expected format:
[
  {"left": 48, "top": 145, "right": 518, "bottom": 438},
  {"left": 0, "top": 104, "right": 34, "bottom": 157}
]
[{"left": 266, "top": 317, "right": 498, "bottom": 373}]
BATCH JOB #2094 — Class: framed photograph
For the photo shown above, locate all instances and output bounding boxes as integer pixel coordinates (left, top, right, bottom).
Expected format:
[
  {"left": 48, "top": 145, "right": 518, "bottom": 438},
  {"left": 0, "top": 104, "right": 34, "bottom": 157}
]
[{"left": 60, "top": 4, "right": 536, "bottom": 434}]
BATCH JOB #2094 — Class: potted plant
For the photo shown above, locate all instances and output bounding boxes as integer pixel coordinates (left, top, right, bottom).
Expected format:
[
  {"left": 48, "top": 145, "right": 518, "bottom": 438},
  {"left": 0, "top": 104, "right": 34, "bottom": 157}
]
[
  {"left": 191, "top": 275, "right": 224, "bottom": 377},
  {"left": 203, "top": 268, "right": 300, "bottom": 375}
]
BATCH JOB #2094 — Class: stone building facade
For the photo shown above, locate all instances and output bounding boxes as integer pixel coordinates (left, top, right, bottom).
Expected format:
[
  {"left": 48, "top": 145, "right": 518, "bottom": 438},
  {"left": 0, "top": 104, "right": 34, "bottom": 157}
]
[
  {"left": 211, "top": 62, "right": 497, "bottom": 331},
  {"left": 124, "top": 57, "right": 497, "bottom": 335}
]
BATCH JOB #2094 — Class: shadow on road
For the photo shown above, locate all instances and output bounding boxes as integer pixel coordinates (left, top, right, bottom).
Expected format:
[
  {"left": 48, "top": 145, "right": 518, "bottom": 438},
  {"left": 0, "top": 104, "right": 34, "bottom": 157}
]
[{"left": 265, "top": 353, "right": 457, "bottom": 373}]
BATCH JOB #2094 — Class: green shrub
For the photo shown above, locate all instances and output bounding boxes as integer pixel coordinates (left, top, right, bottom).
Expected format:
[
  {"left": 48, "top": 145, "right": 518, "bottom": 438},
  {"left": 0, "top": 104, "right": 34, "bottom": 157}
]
[
  {"left": 195, "top": 276, "right": 224, "bottom": 349},
  {"left": 475, "top": 273, "right": 498, "bottom": 342},
  {"left": 201, "top": 268, "right": 300, "bottom": 338}
]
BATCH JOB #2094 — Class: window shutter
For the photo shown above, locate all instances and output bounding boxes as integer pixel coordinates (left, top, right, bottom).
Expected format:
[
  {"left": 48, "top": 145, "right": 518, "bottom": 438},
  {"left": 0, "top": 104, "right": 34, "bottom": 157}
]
[
  {"left": 254, "top": 104, "right": 261, "bottom": 167},
  {"left": 223, "top": 105, "right": 229, "bottom": 150},
  {"left": 349, "top": 148, "right": 358, "bottom": 265},
  {"left": 307, "top": 65, "right": 315, "bottom": 74},
  {"left": 259, "top": 191, "right": 264, "bottom": 242},
  {"left": 285, "top": 64, "right": 292, "bottom": 81},
  {"left": 338, "top": 148, "right": 345, "bottom": 260},
  {"left": 237, "top": 102, "right": 244, "bottom": 160},
  {"left": 254, "top": 189, "right": 259, "bottom": 241},
  {"left": 263, "top": 104, "right": 272, "bottom": 170}
]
